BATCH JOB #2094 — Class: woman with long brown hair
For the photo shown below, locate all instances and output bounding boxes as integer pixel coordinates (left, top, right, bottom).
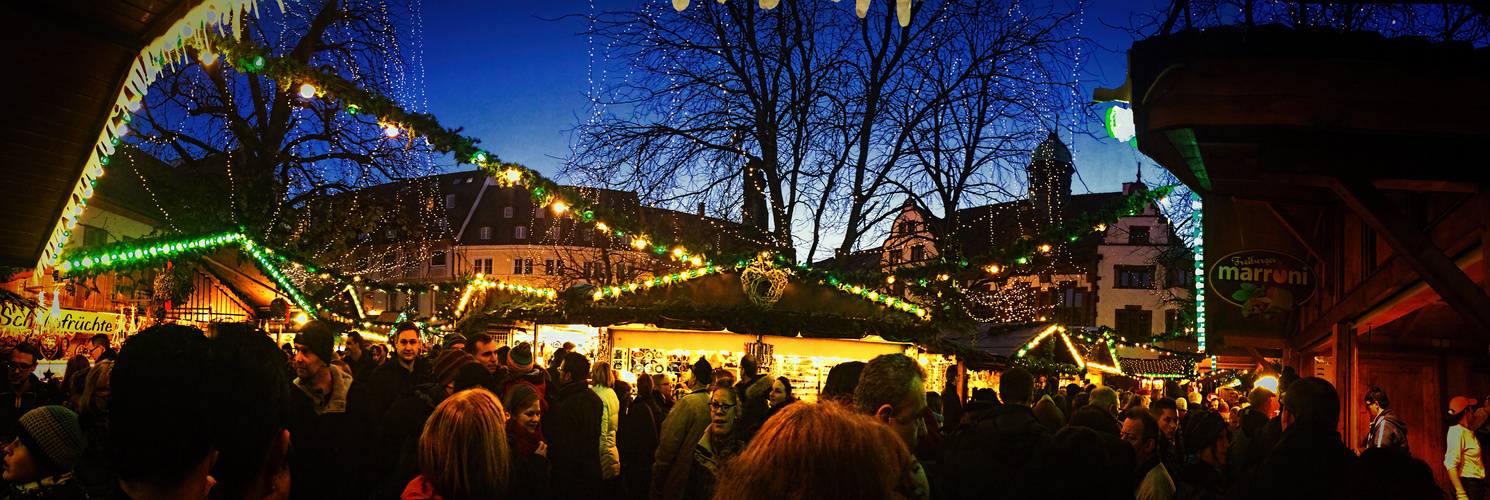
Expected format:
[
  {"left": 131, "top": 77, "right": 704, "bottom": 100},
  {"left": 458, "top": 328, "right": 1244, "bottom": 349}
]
[
  {"left": 403, "top": 388, "right": 512, "bottom": 500},
  {"left": 712, "top": 402, "right": 913, "bottom": 500}
]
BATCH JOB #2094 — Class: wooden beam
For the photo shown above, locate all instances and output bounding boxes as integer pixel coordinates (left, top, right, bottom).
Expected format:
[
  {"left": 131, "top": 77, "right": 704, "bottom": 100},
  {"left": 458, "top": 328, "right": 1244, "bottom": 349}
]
[
  {"left": 1245, "top": 346, "right": 1271, "bottom": 367},
  {"left": 1264, "top": 201, "right": 1325, "bottom": 263},
  {"left": 1222, "top": 335, "right": 1288, "bottom": 350},
  {"left": 1332, "top": 177, "right": 1490, "bottom": 334}
]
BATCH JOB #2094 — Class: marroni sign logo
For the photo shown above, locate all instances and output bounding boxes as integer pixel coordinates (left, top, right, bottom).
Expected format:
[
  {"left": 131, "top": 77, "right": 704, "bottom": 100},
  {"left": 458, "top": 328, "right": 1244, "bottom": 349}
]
[{"left": 1208, "top": 250, "right": 1315, "bottom": 319}]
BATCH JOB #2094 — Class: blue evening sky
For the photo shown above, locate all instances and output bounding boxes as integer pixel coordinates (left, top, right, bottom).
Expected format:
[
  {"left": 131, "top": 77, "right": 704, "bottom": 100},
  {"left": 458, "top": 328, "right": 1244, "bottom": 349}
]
[{"left": 420, "top": 0, "right": 1168, "bottom": 196}]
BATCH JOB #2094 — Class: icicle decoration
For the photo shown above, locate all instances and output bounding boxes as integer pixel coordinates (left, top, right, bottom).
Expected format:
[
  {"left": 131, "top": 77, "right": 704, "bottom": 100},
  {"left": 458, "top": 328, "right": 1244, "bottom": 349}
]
[{"left": 35, "top": 0, "right": 280, "bottom": 274}]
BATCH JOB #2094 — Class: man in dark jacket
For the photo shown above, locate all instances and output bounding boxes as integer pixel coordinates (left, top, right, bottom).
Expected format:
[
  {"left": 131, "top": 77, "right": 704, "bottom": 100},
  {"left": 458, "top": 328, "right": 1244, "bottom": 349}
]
[
  {"left": 937, "top": 367, "right": 1053, "bottom": 500},
  {"left": 731, "top": 354, "right": 772, "bottom": 442},
  {"left": 341, "top": 330, "right": 373, "bottom": 381},
  {"left": 363, "top": 322, "right": 434, "bottom": 423},
  {"left": 548, "top": 351, "right": 604, "bottom": 500},
  {"left": 1, "top": 342, "right": 53, "bottom": 441},
  {"left": 1224, "top": 377, "right": 1356, "bottom": 500},
  {"left": 288, "top": 321, "right": 372, "bottom": 500},
  {"left": 1362, "top": 387, "right": 1409, "bottom": 454}
]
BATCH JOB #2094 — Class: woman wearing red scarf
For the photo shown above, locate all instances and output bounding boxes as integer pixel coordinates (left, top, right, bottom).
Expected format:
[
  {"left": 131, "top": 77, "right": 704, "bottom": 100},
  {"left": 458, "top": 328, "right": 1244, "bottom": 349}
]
[{"left": 504, "top": 383, "right": 552, "bottom": 498}]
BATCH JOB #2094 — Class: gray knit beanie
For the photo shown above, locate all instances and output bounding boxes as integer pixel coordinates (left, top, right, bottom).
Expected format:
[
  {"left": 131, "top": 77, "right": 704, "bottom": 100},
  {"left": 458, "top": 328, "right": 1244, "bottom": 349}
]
[{"left": 17, "top": 406, "right": 86, "bottom": 474}]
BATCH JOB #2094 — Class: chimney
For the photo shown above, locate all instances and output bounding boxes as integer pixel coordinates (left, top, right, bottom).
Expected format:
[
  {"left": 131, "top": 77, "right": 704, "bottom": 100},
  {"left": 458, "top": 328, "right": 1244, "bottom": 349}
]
[{"left": 697, "top": 202, "right": 706, "bottom": 217}]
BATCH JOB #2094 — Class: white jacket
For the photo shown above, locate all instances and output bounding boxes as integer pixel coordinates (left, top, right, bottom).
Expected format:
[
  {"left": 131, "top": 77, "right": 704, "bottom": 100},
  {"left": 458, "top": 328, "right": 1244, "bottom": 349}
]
[{"left": 594, "top": 384, "right": 622, "bottom": 479}]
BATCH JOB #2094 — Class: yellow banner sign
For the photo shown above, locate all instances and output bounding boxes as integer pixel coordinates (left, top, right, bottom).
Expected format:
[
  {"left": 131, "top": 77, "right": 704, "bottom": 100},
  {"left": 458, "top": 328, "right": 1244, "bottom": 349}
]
[{"left": 0, "top": 304, "right": 118, "bottom": 336}]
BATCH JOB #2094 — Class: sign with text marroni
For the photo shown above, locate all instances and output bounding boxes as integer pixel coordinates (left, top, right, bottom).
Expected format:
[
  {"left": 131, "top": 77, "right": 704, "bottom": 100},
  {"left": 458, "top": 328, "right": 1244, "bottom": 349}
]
[{"left": 1208, "top": 250, "right": 1316, "bottom": 320}]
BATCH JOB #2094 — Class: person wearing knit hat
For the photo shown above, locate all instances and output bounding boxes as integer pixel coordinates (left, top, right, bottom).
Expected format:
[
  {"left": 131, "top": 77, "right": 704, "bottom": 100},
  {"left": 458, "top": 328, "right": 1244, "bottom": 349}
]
[
  {"left": 1171, "top": 410, "right": 1230, "bottom": 497},
  {"left": 441, "top": 334, "right": 467, "bottom": 354},
  {"left": 508, "top": 342, "right": 536, "bottom": 372},
  {"left": 432, "top": 351, "right": 475, "bottom": 394},
  {"left": 293, "top": 321, "right": 353, "bottom": 415},
  {"left": 3, "top": 406, "right": 88, "bottom": 497}
]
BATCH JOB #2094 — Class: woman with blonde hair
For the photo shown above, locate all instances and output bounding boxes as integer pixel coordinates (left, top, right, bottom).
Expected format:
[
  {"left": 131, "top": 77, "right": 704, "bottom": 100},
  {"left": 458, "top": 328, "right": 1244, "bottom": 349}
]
[
  {"left": 712, "top": 401, "right": 913, "bottom": 500},
  {"left": 79, "top": 360, "right": 113, "bottom": 431},
  {"left": 402, "top": 388, "right": 512, "bottom": 500},
  {"left": 592, "top": 361, "right": 623, "bottom": 487}
]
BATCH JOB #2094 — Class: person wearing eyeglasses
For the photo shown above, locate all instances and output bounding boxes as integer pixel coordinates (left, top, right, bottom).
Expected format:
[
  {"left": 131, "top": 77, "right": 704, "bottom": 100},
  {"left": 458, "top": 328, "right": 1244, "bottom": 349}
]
[
  {"left": 86, "top": 334, "right": 116, "bottom": 363},
  {"left": 0, "top": 342, "right": 52, "bottom": 444},
  {"left": 683, "top": 385, "right": 741, "bottom": 500}
]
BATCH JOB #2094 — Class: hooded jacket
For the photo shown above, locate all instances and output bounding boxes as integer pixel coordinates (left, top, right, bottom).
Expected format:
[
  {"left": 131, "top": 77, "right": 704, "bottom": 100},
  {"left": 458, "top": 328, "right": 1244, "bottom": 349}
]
[
  {"left": 549, "top": 380, "right": 604, "bottom": 500},
  {"left": 1363, "top": 408, "right": 1409, "bottom": 454}
]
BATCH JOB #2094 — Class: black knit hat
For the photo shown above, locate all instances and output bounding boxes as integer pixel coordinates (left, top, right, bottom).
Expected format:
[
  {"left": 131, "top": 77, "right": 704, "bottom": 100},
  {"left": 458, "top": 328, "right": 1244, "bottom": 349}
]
[
  {"left": 17, "top": 406, "right": 86, "bottom": 475},
  {"left": 1184, "top": 410, "right": 1231, "bottom": 455},
  {"left": 294, "top": 322, "right": 335, "bottom": 365}
]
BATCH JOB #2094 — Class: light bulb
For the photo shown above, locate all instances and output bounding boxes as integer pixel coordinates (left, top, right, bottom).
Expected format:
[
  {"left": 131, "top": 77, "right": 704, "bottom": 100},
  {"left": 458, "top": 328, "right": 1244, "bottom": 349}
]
[{"left": 299, "top": 83, "right": 316, "bottom": 98}]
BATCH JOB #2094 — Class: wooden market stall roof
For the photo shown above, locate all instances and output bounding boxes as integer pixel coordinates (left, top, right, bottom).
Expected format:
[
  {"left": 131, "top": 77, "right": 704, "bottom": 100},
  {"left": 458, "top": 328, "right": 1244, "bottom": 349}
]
[
  {"left": 1, "top": 0, "right": 203, "bottom": 269},
  {"left": 1115, "top": 24, "right": 1490, "bottom": 364}
]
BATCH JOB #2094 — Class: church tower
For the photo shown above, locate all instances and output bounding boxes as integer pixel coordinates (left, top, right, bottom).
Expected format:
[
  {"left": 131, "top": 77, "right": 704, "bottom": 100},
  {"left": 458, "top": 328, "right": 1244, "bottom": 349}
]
[{"left": 1028, "top": 131, "right": 1075, "bottom": 231}]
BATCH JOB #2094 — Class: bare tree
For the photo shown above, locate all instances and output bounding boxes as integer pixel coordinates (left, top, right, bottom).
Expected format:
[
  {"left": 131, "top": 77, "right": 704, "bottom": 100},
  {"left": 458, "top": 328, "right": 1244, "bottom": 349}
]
[
  {"left": 126, "top": 0, "right": 442, "bottom": 264},
  {"left": 570, "top": 0, "right": 1090, "bottom": 265},
  {"left": 1129, "top": 0, "right": 1489, "bottom": 43}
]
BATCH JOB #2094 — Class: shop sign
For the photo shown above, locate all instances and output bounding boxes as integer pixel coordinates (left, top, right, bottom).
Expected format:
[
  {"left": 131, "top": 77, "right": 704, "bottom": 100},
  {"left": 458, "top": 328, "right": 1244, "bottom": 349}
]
[
  {"left": 0, "top": 304, "right": 120, "bottom": 360},
  {"left": 1208, "top": 249, "right": 1315, "bottom": 319}
]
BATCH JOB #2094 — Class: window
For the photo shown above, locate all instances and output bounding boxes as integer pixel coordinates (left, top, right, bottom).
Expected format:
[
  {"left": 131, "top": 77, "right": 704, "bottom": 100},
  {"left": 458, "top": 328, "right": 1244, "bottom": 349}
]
[
  {"left": 479, "top": 226, "right": 492, "bottom": 240},
  {"left": 476, "top": 258, "right": 493, "bottom": 275},
  {"left": 431, "top": 252, "right": 446, "bottom": 267},
  {"left": 445, "top": 194, "right": 456, "bottom": 209},
  {"left": 615, "top": 262, "right": 626, "bottom": 278},
  {"left": 1115, "top": 265, "right": 1155, "bottom": 289},
  {"left": 503, "top": 207, "right": 514, "bottom": 218},
  {"left": 513, "top": 259, "right": 533, "bottom": 275},
  {"left": 535, "top": 208, "right": 546, "bottom": 219},
  {"left": 886, "top": 248, "right": 902, "bottom": 265},
  {"left": 81, "top": 225, "right": 108, "bottom": 247},
  {"left": 545, "top": 259, "right": 556, "bottom": 275},
  {"left": 436, "top": 218, "right": 448, "bottom": 232},
  {"left": 385, "top": 229, "right": 397, "bottom": 239},
  {"left": 581, "top": 227, "right": 593, "bottom": 242},
  {"left": 1164, "top": 309, "right": 1185, "bottom": 334},
  {"left": 1053, "top": 285, "right": 1087, "bottom": 325},
  {"left": 382, "top": 254, "right": 396, "bottom": 268},
  {"left": 547, "top": 225, "right": 561, "bottom": 240},
  {"left": 1129, "top": 225, "right": 1151, "bottom": 245},
  {"left": 910, "top": 245, "right": 925, "bottom": 262},
  {"left": 1115, "top": 306, "right": 1153, "bottom": 338},
  {"left": 583, "top": 261, "right": 597, "bottom": 277},
  {"left": 1165, "top": 264, "right": 1193, "bottom": 288},
  {"left": 515, "top": 226, "right": 527, "bottom": 239},
  {"left": 898, "top": 221, "right": 913, "bottom": 236}
]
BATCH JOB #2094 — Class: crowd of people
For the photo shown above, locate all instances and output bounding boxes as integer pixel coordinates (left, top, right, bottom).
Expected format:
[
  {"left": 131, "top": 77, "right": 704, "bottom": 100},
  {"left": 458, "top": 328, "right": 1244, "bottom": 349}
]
[{"left": 0, "top": 322, "right": 1473, "bottom": 500}]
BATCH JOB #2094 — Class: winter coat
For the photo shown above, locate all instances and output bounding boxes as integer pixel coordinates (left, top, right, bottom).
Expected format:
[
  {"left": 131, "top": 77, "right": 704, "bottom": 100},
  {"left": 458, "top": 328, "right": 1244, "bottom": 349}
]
[
  {"left": 1223, "top": 421, "right": 1356, "bottom": 500},
  {"left": 594, "top": 384, "right": 623, "bottom": 480},
  {"left": 364, "top": 357, "right": 434, "bottom": 423},
  {"left": 1134, "top": 456, "right": 1176, "bottom": 500},
  {"left": 732, "top": 374, "right": 772, "bottom": 441},
  {"left": 936, "top": 403, "right": 1055, "bottom": 499},
  {"left": 369, "top": 383, "right": 447, "bottom": 500},
  {"left": 651, "top": 388, "right": 710, "bottom": 500},
  {"left": 1363, "top": 408, "right": 1409, "bottom": 454},
  {"left": 400, "top": 476, "right": 445, "bottom": 500},
  {"left": 619, "top": 398, "right": 660, "bottom": 500},
  {"left": 1174, "top": 455, "right": 1226, "bottom": 500},
  {"left": 0, "top": 375, "right": 54, "bottom": 440},
  {"left": 288, "top": 366, "right": 373, "bottom": 500},
  {"left": 682, "top": 431, "right": 741, "bottom": 500},
  {"left": 502, "top": 368, "right": 552, "bottom": 412},
  {"left": 549, "top": 380, "right": 604, "bottom": 500},
  {"left": 2, "top": 472, "right": 88, "bottom": 500},
  {"left": 509, "top": 419, "right": 552, "bottom": 500}
]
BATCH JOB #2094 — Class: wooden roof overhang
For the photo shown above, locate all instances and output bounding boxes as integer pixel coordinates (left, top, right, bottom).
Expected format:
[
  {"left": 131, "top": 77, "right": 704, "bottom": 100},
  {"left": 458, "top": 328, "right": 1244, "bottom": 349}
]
[
  {"left": 0, "top": 0, "right": 200, "bottom": 270},
  {"left": 1119, "top": 25, "right": 1490, "bottom": 361}
]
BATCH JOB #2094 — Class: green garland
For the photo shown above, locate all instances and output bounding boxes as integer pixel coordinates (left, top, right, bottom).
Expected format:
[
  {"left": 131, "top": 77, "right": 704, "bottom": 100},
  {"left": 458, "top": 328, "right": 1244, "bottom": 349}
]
[{"left": 200, "top": 32, "right": 727, "bottom": 264}]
